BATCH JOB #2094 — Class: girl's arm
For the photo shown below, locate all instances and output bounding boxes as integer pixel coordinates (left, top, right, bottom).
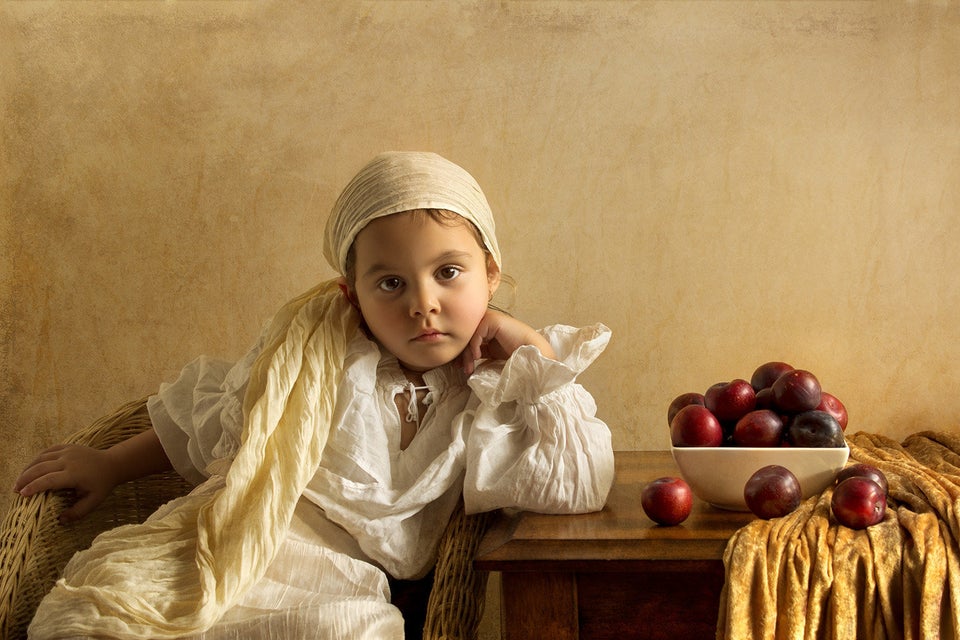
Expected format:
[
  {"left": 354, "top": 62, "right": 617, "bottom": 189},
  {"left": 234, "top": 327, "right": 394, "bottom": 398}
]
[
  {"left": 14, "top": 334, "right": 263, "bottom": 524},
  {"left": 462, "top": 323, "right": 615, "bottom": 515},
  {"left": 13, "top": 428, "right": 173, "bottom": 524},
  {"left": 461, "top": 309, "right": 557, "bottom": 375}
]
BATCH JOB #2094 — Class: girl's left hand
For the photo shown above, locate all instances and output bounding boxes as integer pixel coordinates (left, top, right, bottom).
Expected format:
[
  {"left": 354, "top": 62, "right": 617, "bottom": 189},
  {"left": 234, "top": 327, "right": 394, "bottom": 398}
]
[{"left": 461, "top": 309, "right": 557, "bottom": 376}]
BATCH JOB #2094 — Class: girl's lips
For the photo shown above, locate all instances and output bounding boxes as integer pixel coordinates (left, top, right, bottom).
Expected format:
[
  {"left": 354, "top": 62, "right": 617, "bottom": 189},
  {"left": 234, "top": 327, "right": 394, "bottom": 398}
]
[{"left": 413, "top": 330, "right": 446, "bottom": 342}]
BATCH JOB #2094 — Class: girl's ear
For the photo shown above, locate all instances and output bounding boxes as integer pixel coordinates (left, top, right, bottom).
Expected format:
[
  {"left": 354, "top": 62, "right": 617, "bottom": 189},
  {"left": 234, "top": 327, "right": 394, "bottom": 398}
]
[
  {"left": 337, "top": 277, "right": 361, "bottom": 310},
  {"left": 486, "top": 255, "right": 501, "bottom": 298}
]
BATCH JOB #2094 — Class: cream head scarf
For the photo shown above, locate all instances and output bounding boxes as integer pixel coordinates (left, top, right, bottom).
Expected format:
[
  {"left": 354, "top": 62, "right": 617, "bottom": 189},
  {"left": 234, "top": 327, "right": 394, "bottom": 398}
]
[{"left": 323, "top": 151, "right": 502, "bottom": 274}]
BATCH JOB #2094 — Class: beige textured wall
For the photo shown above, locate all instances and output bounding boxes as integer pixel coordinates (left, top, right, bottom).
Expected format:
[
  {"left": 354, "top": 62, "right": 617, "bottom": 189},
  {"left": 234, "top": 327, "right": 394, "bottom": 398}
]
[{"left": 2, "top": 0, "right": 958, "bottom": 531}]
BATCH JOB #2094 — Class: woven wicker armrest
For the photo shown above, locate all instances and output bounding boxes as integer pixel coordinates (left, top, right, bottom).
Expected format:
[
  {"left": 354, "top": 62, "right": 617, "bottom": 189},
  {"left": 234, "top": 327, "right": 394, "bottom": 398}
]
[
  {"left": 0, "top": 397, "right": 192, "bottom": 640},
  {"left": 423, "top": 503, "right": 492, "bottom": 640}
]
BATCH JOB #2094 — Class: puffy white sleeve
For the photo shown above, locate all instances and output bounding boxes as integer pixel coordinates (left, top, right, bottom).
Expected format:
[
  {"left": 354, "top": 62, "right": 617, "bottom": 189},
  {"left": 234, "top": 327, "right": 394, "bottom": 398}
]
[
  {"left": 146, "top": 339, "right": 262, "bottom": 485},
  {"left": 462, "top": 323, "right": 615, "bottom": 515}
]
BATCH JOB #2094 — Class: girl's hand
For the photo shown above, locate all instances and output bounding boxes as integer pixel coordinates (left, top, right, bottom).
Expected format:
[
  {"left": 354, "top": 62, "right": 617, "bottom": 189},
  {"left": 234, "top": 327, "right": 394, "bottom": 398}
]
[
  {"left": 461, "top": 309, "right": 557, "bottom": 376},
  {"left": 13, "top": 444, "right": 120, "bottom": 524}
]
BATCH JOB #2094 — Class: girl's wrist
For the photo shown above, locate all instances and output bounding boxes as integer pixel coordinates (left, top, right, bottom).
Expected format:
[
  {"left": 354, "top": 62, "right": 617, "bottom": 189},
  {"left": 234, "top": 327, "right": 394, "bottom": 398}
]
[
  {"left": 530, "top": 335, "right": 556, "bottom": 361},
  {"left": 102, "top": 445, "right": 136, "bottom": 488},
  {"left": 104, "top": 429, "right": 173, "bottom": 486}
]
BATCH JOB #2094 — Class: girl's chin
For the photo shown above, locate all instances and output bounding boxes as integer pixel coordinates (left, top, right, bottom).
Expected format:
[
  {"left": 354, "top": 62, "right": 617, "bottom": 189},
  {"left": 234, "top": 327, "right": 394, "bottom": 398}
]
[
  {"left": 399, "top": 359, "right": 455, "bottom": 373},
  {"left": 397, "top": 350, "right": 463, "bottom": 373}
]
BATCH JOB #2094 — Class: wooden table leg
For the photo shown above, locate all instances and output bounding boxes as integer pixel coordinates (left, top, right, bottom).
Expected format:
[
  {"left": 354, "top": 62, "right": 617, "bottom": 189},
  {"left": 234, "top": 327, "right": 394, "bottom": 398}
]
[
  {"left": 576, "top": 563, "right": 725, "bottom": 639},
  {"left": 500, "top": 571, "right": 578, "bottom": 640}
]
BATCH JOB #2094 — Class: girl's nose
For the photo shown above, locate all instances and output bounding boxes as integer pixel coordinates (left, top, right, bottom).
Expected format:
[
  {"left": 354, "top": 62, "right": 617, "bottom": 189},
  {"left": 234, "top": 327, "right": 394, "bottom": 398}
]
[{"left": 409, "top": 282, "right": 440, "bottom": 317}]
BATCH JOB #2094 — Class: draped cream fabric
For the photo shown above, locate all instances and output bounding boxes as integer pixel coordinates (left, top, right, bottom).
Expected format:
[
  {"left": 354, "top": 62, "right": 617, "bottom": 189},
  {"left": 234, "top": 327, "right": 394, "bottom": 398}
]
[
  {"left": 28, "top": 280, "right": 361, "bottom": 639},
  {"left": 323, "top": 151, "right": 502, "bottom": 273}
]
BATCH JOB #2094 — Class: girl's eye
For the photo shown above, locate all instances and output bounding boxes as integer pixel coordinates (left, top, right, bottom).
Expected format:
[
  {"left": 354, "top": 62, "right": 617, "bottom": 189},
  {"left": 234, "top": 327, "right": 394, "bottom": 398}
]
[
  {"left": 437, "top": 266, "right": 461, "bottom": 281},
  {"left": 378, "top": 277, "right": 403, "bottom": 292}
]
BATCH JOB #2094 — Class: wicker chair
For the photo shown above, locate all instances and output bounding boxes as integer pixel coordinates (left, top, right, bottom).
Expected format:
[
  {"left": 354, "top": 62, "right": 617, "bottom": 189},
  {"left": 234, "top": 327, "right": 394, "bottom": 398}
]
[{"left": 0, "top": 397, "right": 492, "bottom": 640}]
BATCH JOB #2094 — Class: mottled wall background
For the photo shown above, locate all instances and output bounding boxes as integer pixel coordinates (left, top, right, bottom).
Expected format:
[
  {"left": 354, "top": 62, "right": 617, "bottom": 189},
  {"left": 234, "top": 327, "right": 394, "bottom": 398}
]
[{"left": 2, "top": 0, "right": 958, "bottom": 534}]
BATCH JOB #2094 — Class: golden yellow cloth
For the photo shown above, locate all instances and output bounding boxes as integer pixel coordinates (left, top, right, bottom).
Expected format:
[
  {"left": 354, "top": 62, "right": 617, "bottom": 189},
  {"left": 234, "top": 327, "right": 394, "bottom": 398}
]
[
  {"left": 718, "top": 431, "right": 960, "bottom": 639},
  {"left": 28, "top": 280, "right": 360, "bottom": 639}
]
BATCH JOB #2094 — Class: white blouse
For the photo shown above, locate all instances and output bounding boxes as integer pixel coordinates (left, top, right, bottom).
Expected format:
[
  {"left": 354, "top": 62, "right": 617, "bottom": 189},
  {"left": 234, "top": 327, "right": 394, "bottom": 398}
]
[{"left": 147, "top": 323, "right": 614, "bottom": 581}]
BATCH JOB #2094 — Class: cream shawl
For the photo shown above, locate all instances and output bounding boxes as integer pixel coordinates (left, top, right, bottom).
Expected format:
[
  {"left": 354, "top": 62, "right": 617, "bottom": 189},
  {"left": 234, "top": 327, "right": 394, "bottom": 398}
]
[{"left": 29, "top": 280, "right": 360, "bottom": 638}]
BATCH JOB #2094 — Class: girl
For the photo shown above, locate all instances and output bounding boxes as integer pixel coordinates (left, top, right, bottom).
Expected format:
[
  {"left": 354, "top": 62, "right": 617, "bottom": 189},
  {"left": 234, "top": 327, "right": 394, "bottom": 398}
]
[{"left": 15, "top": 151, "right": 615, "bottom": 639}]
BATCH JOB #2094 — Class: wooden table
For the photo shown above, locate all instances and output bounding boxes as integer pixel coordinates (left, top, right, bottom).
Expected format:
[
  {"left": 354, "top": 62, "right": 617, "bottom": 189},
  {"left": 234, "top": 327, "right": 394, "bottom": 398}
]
[{"left": 474, "top": 450, "right": 756, "bottom": 640}]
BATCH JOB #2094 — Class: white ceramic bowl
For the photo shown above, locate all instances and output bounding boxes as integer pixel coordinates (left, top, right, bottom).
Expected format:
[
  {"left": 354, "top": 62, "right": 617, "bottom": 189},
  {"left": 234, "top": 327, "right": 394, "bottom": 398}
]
[{"left": 671, "top": 444, "right": 850, "bottom": 511}]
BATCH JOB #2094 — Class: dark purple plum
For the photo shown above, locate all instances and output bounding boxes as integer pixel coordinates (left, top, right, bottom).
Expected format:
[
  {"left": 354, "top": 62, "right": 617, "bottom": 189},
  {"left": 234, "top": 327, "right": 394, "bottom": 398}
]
[
  {"left": 641, "top": 477, "right": 693, "bottom": 526},
  {"left": 772, "top": 369, "right": 822, "bottom": 413},
  {"left": 750, "top": 361, "right": 795, "bottom": 392},
  {"left": 786, "top": 410, "right": 845, "bottom": 448},
  {"left": 733, "top": 410, "right": 785, "bottom": 447},
  {"left": 667, "top": 392, "right": 705, "bottom": 427},
  {"left": 744, "top": 465, "right": 802, "bottom": 519},
  {"left": 832, "top": 477, "right": 886, "bottom": 529},
  {"left": 836, "top": 463, "right": 888, "bottom": 495}
]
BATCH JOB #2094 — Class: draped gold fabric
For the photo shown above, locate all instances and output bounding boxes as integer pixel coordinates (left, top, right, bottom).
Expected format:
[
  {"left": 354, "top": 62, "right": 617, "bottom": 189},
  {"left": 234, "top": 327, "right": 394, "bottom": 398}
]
[
  {"left": 28, "top": 280, "right": 360, "bottom": 639},
  {"left": 718, "top": 431, "right": 960, "bottom": 639}
]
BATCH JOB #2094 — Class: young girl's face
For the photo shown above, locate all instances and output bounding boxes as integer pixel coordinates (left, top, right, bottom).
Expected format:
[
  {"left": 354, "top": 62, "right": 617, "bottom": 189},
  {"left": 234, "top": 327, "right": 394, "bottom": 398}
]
[{"left": 347, "top": 211, "right": 501, "bottom": 372}]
